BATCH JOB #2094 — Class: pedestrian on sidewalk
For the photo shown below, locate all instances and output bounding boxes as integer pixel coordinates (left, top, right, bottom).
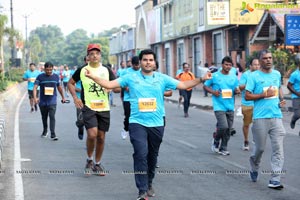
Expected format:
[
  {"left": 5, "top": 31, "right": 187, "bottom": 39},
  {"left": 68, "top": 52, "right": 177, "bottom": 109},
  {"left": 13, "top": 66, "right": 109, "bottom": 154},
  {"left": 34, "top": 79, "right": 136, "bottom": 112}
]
[
  {"left": 68, "top": 44, "right": 119, "bottom": 176},
  {"left": 238, "top": 58, "right": 260, "bottom": 150},
  {"left": 84, "top": 49, "right": 211, "bottom": 200},
  {"left": 33, "top": 61, "right": 66, "bottom": 140},
  {"left": 204, "top": 56, "right": 240, "bottom": 156},
  {"left": 287, "top": 53, "right": 300, "bottom": 130},
  {"left": 246, "top": 49, "right": 286, "bottom": 190},
  {"left": 176, "top": 62, "right": 196, "bottom": 118}
]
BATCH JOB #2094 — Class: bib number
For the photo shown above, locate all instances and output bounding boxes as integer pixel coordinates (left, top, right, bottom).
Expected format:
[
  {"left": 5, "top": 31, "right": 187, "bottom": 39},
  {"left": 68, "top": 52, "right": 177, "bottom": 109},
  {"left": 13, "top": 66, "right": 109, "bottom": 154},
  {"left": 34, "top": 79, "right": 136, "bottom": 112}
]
[
  {"left": 90, "top": 100, "right": 106, "bottom": 110},
  {"left": 138, "top": 98, "right": 157, "bottom": 112},
  {"left": 263, "top": 86, "right": 278, "bottom": 99},
  {"left": 44, "top": 87, "right": 54, "bottom": 95},
  {"left": 221, "top": 89, "right": 232, "bottom": 99}
]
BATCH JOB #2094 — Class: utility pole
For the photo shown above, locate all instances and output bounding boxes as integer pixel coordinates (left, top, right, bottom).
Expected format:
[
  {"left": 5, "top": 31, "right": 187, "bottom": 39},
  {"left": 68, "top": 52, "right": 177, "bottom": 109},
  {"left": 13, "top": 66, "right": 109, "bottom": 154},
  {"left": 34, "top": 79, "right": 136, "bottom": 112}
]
[
  {"left": 24, "top": 14, "right": 30, "bottom": 67},
  {"left": 10, "top": 0, "right": 15, "bottom": 66}
]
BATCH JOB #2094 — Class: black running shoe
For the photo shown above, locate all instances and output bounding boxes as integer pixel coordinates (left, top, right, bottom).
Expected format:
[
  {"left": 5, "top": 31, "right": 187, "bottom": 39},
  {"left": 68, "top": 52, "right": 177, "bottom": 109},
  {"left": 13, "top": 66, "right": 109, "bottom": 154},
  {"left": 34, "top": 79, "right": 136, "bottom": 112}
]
[{"left": 78, "top": 127, "right": 84, "bottom": 140}]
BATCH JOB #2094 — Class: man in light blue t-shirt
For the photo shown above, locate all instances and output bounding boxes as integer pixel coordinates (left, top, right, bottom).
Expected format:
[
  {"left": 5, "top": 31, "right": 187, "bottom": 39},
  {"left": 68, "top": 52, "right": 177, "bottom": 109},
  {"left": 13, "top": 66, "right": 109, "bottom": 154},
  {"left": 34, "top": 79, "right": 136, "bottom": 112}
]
[
  {"left": 204, "top": 56, "right": 239, "bottom": 156},
  {"left": 238, "top": 58, "right": 260, "bottom": 151},
  {"left": 23, "top": 63, "right": 41, "bottom": 112},
  {"left": 287, "top": 53, "right": 300, "bottom": 130},
  {"left": 84, "top": 49, "right": 211, "bottom": 200},
  {"left": 245, "top": 50, "right": 286, "bottom": 190}
]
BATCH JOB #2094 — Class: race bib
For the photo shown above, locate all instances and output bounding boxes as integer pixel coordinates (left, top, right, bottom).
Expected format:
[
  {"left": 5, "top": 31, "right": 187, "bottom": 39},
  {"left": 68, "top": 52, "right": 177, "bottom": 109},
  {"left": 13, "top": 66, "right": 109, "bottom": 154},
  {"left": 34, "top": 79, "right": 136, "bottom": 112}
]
[
  {"left": 263, "top": 86, "right": 278, "bottom": 99},
  {"left": 29, "top": 78, "right": 36, "bottom": 82},
  {"left": 221, "top": 89, "right": 232, "bottom": 99},
  {"left": 90, "top": 100, "right": 106, "bottom": 110},
  {"left": 44, "top": 87, "right": 54, "bottom": 95},
  {"left": 138, "top": 98, "right": 157, "bottom": 112}
]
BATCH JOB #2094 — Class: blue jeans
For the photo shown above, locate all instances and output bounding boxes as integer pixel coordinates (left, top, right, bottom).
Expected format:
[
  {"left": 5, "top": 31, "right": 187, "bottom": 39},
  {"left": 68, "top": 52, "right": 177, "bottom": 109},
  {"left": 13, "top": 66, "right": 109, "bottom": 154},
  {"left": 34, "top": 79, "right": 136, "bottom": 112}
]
[
  {"left": 250, "top": 118, "right": 286, "bottom": 182},
  {"left": 129, "top": 123, "right": 164, "bottom": 194},
  {"left": 39, "top": 104, "right": 57, "bottom": 136}
]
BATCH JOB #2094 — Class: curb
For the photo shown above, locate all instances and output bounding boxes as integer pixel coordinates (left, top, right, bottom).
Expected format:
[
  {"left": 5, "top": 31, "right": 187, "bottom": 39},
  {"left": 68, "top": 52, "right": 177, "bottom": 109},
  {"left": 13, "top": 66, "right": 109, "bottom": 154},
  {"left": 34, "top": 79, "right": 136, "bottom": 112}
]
[{"left": 0, "top": 82, "right": 26, "bottom": 168}]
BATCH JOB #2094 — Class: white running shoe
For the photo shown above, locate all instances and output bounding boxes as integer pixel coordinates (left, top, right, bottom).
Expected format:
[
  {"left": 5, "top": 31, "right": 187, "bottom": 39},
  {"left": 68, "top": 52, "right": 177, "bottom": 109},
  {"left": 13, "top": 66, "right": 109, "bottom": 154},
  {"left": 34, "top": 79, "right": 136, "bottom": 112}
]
[{"left": 121, "top": 129, "right": 128, "bottom": 139}]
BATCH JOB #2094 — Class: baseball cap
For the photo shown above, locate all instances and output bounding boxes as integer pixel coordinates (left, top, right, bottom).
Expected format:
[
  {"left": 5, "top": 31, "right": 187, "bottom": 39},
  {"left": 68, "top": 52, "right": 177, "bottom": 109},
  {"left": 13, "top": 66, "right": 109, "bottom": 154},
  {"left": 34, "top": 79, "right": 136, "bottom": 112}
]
[{"left": 87, "top": 44, "right": 101, "bottom": 53}]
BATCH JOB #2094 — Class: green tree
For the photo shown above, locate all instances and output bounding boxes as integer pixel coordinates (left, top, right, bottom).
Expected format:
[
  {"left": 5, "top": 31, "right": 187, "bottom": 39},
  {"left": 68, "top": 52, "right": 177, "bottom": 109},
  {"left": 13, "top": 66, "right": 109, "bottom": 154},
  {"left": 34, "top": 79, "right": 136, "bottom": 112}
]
[{"left": 64, "top": 29, "right": 89, "bottom": 66}]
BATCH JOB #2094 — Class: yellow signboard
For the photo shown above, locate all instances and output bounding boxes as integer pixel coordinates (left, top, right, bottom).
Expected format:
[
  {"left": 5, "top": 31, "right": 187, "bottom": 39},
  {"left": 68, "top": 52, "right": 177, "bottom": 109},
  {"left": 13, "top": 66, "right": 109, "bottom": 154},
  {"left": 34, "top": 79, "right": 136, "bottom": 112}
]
[{"left": 230, "top": 0, "right": 264, "bottom": 24}]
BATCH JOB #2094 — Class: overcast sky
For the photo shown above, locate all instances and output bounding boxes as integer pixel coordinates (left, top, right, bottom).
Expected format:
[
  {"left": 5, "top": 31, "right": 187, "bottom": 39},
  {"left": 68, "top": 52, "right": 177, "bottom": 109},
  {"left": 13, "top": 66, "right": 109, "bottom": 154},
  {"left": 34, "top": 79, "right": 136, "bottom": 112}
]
[{"left": 1, "top": 0, "right": 143, "bottom": 37}]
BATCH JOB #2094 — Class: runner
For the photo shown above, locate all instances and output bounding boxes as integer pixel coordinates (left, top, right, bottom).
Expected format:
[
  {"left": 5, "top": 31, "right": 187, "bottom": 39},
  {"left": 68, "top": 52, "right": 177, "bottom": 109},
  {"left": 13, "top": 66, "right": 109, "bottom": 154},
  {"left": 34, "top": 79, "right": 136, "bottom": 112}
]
[
  {"left": 68, "top": 44, "right": 119, "bottom": 176},
  {"left": 33, "top": 61, "right": 66, "bottom": 140},
  {"left": 23, "top": 63, "right": 41, "bottom": 112},
  {"left": 84, "top": 49, "right": 211, "bottom": 200},
  {"left": 246, "top": 49, "right": 286, "bottom": 190},
  {"left": 238, "top": 58, "right": 260, "bottom": 150},
  {"left": 204, "top": 56, "right": 240, "bottom": 156}
]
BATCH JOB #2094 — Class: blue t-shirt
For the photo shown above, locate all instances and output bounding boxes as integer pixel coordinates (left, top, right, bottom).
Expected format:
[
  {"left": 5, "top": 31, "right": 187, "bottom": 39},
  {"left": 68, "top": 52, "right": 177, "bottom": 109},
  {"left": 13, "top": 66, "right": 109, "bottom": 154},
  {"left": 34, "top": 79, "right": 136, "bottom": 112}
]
[
  {"left": 204, "top": 71, "right": 238, "bottom": 111},
  {"left": 288, "top": 69, "right": 300, "bottom": 99},
  {"left": 239, "top": 70, "right": 254, "bottom": 106},
  {"left": 62, "top": 70, "right": 71, "bottom": 82},
  {"left": 246, "top": 70, "right": 282, "bottom": 119},
  {"left": 117, "top": 71, "right": 179, "bottom": 127},
  {"left": 34, "top": 73, "right": 60, "bottom": 106},
  {"left": 23, "top": 70, "right": 41, "bottom": 90},
  {"left": 122, "top": 67, "right": 141, "bottom": 101},
  {"left": 75, "top": 80, "right": 82, "bottom": 99},
  {"left": 117, "top": 68, "right": 126, "bottom": 77}
]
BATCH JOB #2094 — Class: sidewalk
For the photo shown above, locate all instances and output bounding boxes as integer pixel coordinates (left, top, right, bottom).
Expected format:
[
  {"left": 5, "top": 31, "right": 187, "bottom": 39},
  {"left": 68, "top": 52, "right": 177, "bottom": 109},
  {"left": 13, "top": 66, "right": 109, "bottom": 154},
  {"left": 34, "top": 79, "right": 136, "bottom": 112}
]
[{"left": 164, "top": 84, "right": 292, "bottom": 111}]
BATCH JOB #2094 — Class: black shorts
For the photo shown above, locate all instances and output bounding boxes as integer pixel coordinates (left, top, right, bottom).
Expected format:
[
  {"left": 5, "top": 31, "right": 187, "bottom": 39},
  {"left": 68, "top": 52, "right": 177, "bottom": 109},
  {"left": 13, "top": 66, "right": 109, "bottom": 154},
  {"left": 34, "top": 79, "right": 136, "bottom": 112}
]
[
  {"left": 63, "top": 82, "right": 68, "bottom": 87},
  {"left": 28, "top": 90, "right": 39, "bottom": 99},
  {"left": 82, "top": 105, "right": 110, "bottom": 131}
]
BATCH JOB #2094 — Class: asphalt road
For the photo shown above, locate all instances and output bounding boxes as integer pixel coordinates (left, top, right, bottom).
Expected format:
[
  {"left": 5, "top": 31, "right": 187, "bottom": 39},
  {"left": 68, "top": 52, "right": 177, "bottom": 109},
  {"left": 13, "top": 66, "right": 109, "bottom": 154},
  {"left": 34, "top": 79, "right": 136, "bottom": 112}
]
[{"left": 1, "top": 90, "right": 300, "bottom": 200}]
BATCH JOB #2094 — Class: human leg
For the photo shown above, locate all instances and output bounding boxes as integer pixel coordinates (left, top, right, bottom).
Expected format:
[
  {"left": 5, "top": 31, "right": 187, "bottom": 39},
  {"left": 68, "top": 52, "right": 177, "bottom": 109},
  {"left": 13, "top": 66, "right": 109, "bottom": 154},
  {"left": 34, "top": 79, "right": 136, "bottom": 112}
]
[
  {"left": 129, "top": 123, "right": 149, "bottom": 195},
  {"left": 269, "top": 118, "right": 286, "bottom": 182},
  {"left": 249, "top": 119, "right": 269, "bottom": 173},
  {"left": 290, "top": 98, "right": 300, "bottom": 129},
  {"left": 48, "top": 105, "right": 57, "bottom": 139},
  {"left": 39, "top": 105, "right": 48, "bottom": 135}
]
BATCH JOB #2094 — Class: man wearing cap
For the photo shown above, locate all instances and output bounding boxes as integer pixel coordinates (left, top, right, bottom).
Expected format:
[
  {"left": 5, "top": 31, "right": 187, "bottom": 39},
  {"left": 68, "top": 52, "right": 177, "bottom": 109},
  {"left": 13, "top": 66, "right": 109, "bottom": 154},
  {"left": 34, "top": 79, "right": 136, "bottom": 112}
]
[{"left": 68, "top": 44, "right": 118, "bottom": 175}]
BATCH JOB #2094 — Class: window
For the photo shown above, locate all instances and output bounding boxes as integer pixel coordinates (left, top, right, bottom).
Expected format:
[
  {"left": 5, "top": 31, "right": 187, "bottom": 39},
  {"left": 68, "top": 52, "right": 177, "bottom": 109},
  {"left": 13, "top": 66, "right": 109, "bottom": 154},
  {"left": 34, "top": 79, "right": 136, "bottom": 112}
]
[
  {"left": 199, "top": 0, "right": 204, "bottom": 26},
  {"left": 169, "top": 4, "right": 172, "bottom": 23},
  {"left": 213, "top": 33, "right": 222, "bottom": 67},
  {"left": 194, "top": 37, "right": 201, "bottom": 77},
  {"left": 177, "top": 43, "right": 184, "bottom": 70},
  {"left": 153, "top": 0, "right": 158, "bottom": 6},
  {"left": 165, "top": 48, "right": 170, "bottom": 75},
  {"left": 164, "top": 7, "right": 167, "bottom": 25}
]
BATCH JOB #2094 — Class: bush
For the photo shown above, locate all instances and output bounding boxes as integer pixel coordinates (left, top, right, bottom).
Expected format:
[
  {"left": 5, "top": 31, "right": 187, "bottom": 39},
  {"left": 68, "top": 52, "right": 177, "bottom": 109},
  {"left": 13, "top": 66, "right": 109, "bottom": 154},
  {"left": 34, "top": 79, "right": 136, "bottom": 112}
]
[{"left": 0, "top": 68, "right": 25, "bottom": 92}]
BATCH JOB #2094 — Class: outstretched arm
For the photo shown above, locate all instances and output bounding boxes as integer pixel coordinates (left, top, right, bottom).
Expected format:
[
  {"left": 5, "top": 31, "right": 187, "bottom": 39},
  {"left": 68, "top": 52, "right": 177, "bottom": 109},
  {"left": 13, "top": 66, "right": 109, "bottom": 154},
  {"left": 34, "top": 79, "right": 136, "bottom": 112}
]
[
  {"left": 85, "top": 68, "right": 121, "bottom": 89},
  {"left": 176, "top": 71, "right": 212, "bottom": 90}
]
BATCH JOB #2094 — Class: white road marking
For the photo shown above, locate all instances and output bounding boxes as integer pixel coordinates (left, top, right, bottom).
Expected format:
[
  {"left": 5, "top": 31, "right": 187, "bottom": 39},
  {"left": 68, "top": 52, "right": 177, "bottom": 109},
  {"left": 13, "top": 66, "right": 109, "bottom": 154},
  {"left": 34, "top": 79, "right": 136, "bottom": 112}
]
[
  {"left": 174, "top": 139, "right": 198, "bottom": 149},
  {"left": 14, "top": 93, "right": 26, "bottom": 200}
]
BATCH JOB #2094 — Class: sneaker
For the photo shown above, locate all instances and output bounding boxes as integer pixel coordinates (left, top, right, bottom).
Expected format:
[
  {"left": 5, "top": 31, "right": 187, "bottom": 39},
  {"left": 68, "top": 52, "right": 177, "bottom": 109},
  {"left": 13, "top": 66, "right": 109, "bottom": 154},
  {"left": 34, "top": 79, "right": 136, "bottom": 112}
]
[
  {"left": 34, "top": 104, "right": 38, "bottom": 111},
  {"left": 242, "top": 141, "right": 250, "bottom": 151},
  {"left": 121, "top": 129, "right": 128, "bottom": 139},
  {"left": 268, "top": 180, "right": 284, "bottom": 190},
  {"left": 230, "top": 128, "right": 236, "bottom": 136},
  {"left": 250, "top": 171, "right": 258, "bottom": 182},
  {"left": 218, "top": 149, "right": 230, "bottom": 156},
  {"left": 147, "top": 186, "right": 155, "bottom": 197},
  {"left": 290, "top": 120, "right": 295, "bottom": 129},
  {"left": 30, "top": 107, "right": 34, "bottom": 113},
  {"left": 78, "top": 127, "right": 84, "bottom": 140},
  {"left": 184, "top": 113, "right": 189, "bottom": 118},
  {"left": 41, "top": 132, "right": 48, "bottom": 138},
  {"left": 84, "top": 159, "right": 94, "bottom": 176},
  {"left": 50, "top": 136, "right": 58, "bottom": 141},
  {"left": 211, "top": 139, "right": 219, "bottom": 153},
  {"left": 137, "top": 192, "right": 148, "bottom": 200},
  {"left": 93, "top": 163, "right": 106, "bottom": 176}
]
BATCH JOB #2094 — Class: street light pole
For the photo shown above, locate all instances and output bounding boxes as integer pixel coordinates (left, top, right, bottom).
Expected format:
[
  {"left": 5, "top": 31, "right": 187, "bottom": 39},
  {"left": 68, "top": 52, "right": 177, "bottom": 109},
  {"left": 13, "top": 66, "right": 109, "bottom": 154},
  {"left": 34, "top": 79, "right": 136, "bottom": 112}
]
[
  {"left": 23, "top": 14, "right": 30, "bottom": 67},
  {"left": 10, "top": 0, "right": 15, "bottom": 66}
]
